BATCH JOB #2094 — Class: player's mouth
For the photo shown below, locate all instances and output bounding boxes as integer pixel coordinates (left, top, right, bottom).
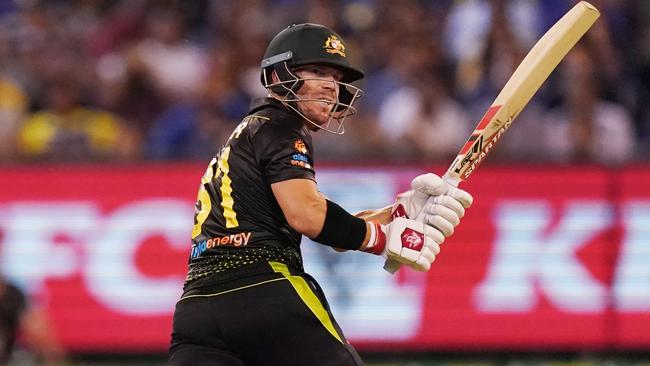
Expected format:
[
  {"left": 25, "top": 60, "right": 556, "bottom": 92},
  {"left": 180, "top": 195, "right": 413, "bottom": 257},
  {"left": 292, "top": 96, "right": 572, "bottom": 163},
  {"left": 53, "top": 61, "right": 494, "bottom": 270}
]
[{"left": 312, "top": 93, "right": 336, "bottom": 103}]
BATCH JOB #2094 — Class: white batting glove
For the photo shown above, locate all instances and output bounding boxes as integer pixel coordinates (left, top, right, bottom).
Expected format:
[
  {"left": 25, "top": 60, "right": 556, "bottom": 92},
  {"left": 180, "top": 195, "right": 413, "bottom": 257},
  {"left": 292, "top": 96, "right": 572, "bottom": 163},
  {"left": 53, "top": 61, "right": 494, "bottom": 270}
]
[
  {"left": 385, "top": 174, "right": 473, "bottom": 274},
  {"left": 362, "top": 218, "right": 443, "bottom": 272},
  {"left": 392, "top": 173, "right": 473, "bottom": 237}
]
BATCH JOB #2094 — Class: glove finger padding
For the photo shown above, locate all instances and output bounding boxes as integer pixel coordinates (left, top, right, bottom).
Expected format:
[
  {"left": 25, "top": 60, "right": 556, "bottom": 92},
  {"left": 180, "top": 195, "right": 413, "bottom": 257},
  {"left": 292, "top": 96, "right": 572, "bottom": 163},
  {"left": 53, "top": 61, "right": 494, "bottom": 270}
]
[
  {"left": 424, "top": 213, "right": 455, "bottom": 237},
  {"left": 408, "top": 173, "right": 473, "bottom": 210},
  {"left": 429, "top": 195, "right": 466, "bottom": 218},
  {"left": 426, "top": 204, "right": 460, "bottom": 226},
  {"left": 444, "top": 185, "right": 473, "bottom": 208},
  {"left": 415, "top": 244, "right": 439, "bottom": 272},
  {"left": 421, "top": 203, "right": 461, "bottom": 237},
  {"left": 385, "top": 217, "right": 444, "bottom": 272},
  {"left": 392, "top": 173, "right": 471, "bottom": 222},
  {"left": 411, "top": 173, "right": 446, "bottom": 196}
]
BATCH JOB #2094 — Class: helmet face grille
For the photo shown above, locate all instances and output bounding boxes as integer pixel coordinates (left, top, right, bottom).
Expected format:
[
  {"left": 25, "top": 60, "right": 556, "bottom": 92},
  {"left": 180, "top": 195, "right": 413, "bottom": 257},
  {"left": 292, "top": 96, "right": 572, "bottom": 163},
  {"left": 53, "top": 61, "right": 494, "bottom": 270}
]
[
  {"left": 263, "top": 62, "right": 304, "bottom": 97},
  {"left": 262, "top": 62, "right": 364, "bottom": 135}
]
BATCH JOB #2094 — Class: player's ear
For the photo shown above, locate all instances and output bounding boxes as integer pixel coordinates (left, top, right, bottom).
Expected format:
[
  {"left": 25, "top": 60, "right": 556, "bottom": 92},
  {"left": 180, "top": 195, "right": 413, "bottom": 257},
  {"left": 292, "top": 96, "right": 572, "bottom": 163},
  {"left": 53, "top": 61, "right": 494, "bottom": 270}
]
[{"left": 271, "top": 70, "right": 280, "bottom": 83}]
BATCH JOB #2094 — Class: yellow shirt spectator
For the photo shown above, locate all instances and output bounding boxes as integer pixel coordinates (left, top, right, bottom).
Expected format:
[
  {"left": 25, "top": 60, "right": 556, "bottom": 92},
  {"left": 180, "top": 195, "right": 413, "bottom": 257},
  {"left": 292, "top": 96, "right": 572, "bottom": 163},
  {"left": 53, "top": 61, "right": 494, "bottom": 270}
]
[
  {"left": 19, "top": 107, "right": 122, "bottom": 160},
  {"left": 0, "top": 77, "right": 27, "bottom": 160},
  {"left": 0, "top": 77, "right": 26, "bottom": 112}
]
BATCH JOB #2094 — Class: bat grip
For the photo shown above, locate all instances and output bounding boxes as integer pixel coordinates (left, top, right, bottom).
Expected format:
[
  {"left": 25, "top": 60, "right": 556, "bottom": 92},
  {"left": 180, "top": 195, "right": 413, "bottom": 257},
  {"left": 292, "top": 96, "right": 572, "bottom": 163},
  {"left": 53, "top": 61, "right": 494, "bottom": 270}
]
[
  {"left": 383, "top": 258, "right": 402, "bottom": 274},
  {"left": 441, "top": 171, "right": 461, "bottom": 188}
]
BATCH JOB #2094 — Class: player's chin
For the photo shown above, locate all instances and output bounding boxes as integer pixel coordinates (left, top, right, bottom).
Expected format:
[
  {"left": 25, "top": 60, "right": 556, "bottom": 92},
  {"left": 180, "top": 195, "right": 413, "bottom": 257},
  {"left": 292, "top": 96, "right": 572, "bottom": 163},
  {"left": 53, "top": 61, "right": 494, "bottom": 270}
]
[
  {"left": 309, "top": 115, "right": 330, "bottom": 128},
  {"left": 317, "top": 109, "right": 335, "bottom": 125},
  {"left": 305, "top": 106, "right": 333, "bottom": 126}
]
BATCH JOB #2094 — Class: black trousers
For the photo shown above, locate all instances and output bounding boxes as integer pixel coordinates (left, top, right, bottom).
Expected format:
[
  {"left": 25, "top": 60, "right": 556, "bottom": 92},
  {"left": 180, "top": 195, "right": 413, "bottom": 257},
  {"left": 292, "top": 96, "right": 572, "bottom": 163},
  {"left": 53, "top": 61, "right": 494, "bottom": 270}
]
[{"left": 169, "top": 261, "right": 364, "bottom": 366}]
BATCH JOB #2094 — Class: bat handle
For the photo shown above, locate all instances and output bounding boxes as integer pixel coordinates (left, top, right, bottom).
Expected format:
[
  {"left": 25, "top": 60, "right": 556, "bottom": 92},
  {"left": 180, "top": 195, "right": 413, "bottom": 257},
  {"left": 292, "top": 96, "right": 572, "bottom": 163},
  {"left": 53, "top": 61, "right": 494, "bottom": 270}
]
[
  {"left": 383, "top": 258, "right": 402, "bottom": 274},
  {"left": 441, "top": 171, "right": 462, "bottom": 188}
]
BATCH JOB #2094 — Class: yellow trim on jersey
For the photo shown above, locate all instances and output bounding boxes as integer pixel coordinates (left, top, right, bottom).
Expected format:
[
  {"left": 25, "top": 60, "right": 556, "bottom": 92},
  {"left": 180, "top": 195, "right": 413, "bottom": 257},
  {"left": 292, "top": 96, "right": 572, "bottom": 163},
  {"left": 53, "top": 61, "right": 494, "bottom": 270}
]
[
  {"left": 269, "top": 261, "right": 343, "bottom": 344},
  {"left": 192, "top": 158, "right": 218, "bottom": 239},
  {"left": 245, "top": 114, "right": 270, "bottom": 122},
  {"left": 218, "top": 145, "right": 238, "bottom": 228},
  {"left": 178, "top": 277, "right": 287, "bottom": 301},
  {"left": 201, "top": 157, "right": 217, "bottom": 184},
  {"left": 192, "top": 188, "right": 212, "bottom": 239}
]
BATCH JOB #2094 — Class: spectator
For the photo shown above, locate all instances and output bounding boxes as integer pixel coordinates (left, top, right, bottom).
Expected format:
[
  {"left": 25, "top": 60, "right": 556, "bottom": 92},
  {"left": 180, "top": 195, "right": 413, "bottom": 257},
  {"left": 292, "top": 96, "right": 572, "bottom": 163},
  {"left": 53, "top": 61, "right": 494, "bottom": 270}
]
[
  {"left": 542, "top": 45, "right": 635, "bottom": 165},
  {"left": 144, "top": 40, "right": 253, "bottom": 161},
  {"left": 128, "top": 4, "right": 209, "bottom": 102},
  {"left": 17, "top": 79, "right": 125, "bottom": 162},
  {"left": 144, "top": 101, "right": 234, "bottom": 161},
  {"left": 378, "top": 69, "right": 470, "bottom": 162},
  {"left": 0, "top": 277, "right": 27, "bottom": 365},
  {"left": 627, "top": 0, "right": 650, "bottom": 159},
  {"left": 0, "top": 277, "right": 64, "bottom": 366},
  {"left": 0, "top": 0, "right": 643, "bottom": 163},
  {"left": 444, "top": 0, "right": 540, "bottom": 101},
  {"left": 95, "top": 52, "right": 166, "bottom": 160},
  {"left": 456, "top": 0, "right": 548, "bottom": 163},
  {"left": 0, "top": 75, "right": 26, "bottom": 161}
]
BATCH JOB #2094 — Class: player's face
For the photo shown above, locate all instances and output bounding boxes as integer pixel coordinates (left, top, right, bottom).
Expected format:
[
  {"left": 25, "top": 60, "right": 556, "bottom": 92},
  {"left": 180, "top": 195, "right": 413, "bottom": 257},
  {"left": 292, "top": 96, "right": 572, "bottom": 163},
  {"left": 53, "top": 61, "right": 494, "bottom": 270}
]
[{"left": 293, "top": 65, "right": 344, "bottom": 126}]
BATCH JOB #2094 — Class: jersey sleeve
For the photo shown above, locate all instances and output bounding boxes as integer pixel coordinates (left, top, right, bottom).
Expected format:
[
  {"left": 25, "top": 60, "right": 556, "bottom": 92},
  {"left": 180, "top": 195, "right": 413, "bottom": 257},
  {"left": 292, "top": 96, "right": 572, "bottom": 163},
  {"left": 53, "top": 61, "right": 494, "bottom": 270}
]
[{"left": 253, "top": 120, "right": 316, "bottom": 184}]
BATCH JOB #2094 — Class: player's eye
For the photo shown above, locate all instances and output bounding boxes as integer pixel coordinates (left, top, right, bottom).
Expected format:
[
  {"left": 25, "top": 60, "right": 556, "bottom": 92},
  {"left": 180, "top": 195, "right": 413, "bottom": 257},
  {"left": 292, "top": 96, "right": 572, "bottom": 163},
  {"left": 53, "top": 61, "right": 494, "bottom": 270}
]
[
  {"left": 310, "top": 67, "right": 326, "bottom": 76},
  {"left": 296, "top": 66, "right": 317, "bottom": 74},
  {"left": 296, "top": 66, "right": 341, "bottom": 81},
  {"left": 312, "top": 67, "right": 328, "bottom": 75}
]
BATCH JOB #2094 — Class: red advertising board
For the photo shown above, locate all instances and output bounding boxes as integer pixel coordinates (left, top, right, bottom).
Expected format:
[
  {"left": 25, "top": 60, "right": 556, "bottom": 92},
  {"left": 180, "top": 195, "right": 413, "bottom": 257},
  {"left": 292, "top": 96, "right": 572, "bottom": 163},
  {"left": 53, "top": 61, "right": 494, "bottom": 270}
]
[{"left": 0, "top": 164, "right": 648, "bottom": 352}]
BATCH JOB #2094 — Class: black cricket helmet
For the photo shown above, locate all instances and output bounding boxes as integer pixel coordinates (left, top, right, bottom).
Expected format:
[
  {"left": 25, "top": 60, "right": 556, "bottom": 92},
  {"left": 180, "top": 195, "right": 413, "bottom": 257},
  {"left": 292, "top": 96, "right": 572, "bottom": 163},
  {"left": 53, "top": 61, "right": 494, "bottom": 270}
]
[{"left": 260, "top": 23, "right": 364, "bottom": 134}]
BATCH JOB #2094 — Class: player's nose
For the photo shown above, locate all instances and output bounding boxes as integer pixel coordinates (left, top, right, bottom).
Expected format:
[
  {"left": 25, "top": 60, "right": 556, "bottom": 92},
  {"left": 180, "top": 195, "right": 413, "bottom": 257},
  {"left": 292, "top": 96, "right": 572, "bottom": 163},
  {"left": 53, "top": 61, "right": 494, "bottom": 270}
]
[{"left": 320, "top": 78, "right": 337, "bottom": 93}]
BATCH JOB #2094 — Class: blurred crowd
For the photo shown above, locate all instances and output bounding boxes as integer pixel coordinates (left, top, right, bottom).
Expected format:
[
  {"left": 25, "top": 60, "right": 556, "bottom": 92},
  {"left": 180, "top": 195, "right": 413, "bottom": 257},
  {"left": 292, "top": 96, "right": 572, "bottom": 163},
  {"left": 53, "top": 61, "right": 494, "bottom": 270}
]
[{"left": 0, "top": 0, "right": 648, "bottom": 165}]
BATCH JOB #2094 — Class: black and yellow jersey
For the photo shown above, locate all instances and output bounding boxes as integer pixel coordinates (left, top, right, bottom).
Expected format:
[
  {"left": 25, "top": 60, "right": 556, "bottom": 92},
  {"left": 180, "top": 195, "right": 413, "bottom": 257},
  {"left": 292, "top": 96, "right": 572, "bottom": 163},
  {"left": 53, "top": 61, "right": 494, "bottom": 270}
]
[{"left": 185, "top": 98, "right": 316, "bottom": 285}]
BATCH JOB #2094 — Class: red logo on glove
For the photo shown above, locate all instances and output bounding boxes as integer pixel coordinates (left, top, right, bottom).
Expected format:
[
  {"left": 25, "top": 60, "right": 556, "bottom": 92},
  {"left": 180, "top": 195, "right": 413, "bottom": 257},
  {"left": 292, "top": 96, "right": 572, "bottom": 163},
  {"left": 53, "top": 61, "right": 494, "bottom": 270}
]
[
  {"left": 401, "top": 229, "right": 424, "bottom": 251},
  {"left": 391, "top": 204, "right": 408, "bottom": 219}
]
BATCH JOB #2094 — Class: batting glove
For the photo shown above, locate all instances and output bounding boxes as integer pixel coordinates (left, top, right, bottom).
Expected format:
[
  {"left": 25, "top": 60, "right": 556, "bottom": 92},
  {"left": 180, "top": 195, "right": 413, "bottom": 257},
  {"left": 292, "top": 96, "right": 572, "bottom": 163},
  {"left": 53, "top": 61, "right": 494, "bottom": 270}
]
[
  {"left": 362, "top": 217, "right": 443, "bottom": 272},
  {"left": 383, "top": 174, "right": 473, "bottom": 274},
  {"left": 392, "top": 173, "right": 473, "bottom": 237}
]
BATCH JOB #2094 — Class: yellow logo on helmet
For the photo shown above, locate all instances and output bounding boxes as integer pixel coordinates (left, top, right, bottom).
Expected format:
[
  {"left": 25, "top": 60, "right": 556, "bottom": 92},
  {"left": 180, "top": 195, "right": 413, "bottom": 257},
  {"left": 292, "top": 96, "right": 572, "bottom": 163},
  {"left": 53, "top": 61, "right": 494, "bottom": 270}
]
[{"left": 324, "top": 35, "right": 346, "bottom": 57}]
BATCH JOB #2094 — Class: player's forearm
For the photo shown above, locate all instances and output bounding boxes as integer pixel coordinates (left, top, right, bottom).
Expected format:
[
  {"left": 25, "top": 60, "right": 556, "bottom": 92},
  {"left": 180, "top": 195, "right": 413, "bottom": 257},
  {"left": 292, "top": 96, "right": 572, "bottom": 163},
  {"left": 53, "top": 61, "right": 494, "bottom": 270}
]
[
  {"left": 271, "top": 179, "right": 328, "bottom": 238},
  {"left": 338, "top": 206, "right": 392, "bottom": 253},
  {"left": 354, "top": 205, "right": 392, "bottom": 224},
  {"left": 332, "top": 220, "right": 372, "bottom": 252},
  {"left": 289, "top": 197, "right": 327, "bottom": 238}
]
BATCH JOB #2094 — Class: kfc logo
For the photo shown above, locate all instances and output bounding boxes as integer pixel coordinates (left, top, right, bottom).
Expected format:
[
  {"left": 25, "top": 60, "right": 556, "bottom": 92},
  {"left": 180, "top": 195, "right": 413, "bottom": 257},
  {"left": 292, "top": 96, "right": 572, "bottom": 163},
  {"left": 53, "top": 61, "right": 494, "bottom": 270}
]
[{"left": 401, "top": 228, "right": 424, "bottom": 251}]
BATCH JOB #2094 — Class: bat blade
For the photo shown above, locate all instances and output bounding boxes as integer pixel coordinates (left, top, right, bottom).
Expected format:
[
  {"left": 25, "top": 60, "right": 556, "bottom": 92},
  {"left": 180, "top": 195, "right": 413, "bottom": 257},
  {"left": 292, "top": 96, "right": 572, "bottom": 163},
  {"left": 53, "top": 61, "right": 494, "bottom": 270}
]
[{"left": 443, "top": 0, "right": 600, "bottom": 187}]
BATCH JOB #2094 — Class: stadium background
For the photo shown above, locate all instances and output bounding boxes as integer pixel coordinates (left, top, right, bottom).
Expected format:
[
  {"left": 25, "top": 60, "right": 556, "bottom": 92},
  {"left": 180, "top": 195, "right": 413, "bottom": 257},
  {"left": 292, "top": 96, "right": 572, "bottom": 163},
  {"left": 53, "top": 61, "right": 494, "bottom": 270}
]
[{"left": 1, "top": 0, "right": 649, "bottom": 365}]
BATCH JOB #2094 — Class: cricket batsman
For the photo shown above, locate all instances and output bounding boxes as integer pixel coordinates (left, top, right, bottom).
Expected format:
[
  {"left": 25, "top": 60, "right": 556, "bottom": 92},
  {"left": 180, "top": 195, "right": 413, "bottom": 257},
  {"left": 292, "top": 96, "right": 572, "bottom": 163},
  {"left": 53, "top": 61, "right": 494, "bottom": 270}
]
[{"left": 169, "top": 23, "right": 472, "bottom": 366}]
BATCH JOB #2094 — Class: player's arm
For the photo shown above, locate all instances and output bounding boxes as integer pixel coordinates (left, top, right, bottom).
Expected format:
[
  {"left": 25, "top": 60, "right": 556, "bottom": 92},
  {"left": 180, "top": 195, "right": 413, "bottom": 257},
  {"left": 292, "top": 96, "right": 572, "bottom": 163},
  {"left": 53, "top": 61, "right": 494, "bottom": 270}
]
[
  {"left": 354, "top": 205, "right": 392, "bottom": 224},
  {"left": 319, "top": 206, "right": 390, "bottom": 253},
  {"left": 271, "top": 171, "right": 473, "bottom": 248},
  {"left": 270, "top": 179, "right": 393, "bottom": 238},
  {"left": 271, "top": 178, "right": 442, "bottom": 271},
  {"left": 271, "top": 178, "right": 327, "bottom": 238}
]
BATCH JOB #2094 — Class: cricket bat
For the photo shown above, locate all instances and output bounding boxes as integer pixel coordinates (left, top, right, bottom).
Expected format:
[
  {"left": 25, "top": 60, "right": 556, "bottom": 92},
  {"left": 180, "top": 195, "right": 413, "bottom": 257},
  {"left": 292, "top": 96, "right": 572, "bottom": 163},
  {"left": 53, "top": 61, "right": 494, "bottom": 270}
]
[{"left": 385, "top": 1, "right": 600, "bottom": 273}]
